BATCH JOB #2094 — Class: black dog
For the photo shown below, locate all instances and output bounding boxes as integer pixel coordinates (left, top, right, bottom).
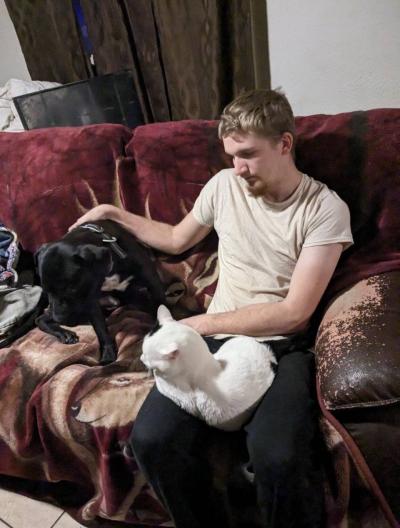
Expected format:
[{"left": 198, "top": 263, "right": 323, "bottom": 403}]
[{"left": 35, "top": 220, "right": 165, "bottom": 365}]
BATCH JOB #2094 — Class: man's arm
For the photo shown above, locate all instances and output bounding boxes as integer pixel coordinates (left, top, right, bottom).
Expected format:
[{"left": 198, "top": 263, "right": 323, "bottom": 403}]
[
  {"left": 69, "top": 205, "right": 212, "bottom": 255},
  {"left": 180, "top": 243, "right": 343, "bottom": 336}
]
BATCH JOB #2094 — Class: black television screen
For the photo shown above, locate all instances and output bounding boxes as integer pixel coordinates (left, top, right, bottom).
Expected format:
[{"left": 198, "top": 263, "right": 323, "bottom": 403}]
[{"left": 13, "top": 71, "right": 144, "bottom": 130}]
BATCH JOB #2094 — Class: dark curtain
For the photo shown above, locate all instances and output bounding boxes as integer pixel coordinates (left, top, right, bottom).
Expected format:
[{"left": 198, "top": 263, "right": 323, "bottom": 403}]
[
  {"left": 81, "top": 0, "right": 270, "bottom": 121},
  {"left": 151, "top": 0, "right": 270, "bottom": 120},
  {"left": 6, "top": 0, "right": 270, "bottom": 122},
  {"left": 78, "top": 0, "right": 165, "bottom": 124},
  {"left": 5, "top": 0, "right": 90, "bottom": 84}
]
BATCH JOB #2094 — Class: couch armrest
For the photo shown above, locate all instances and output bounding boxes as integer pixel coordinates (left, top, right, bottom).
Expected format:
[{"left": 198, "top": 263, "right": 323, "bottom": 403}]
[{"left": 315, "top": 271, "right": 400, "bottom": 410}]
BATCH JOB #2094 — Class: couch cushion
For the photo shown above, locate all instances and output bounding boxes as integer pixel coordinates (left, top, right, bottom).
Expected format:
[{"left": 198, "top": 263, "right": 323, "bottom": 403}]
[
  {"left": 0, "top": 124, "right": 132, "bottom": 253},
  {"left": 119, "top": 120, "right": 232, "bottom": 313},
  {"left": 316, "top": 271, "right": 400, "bottom": 410},
  {"left": 295, "top": 109, "right": 400, "bottom": 298},
  {"left": 122, "top": 119, "right": 230, "bottom": 223}
]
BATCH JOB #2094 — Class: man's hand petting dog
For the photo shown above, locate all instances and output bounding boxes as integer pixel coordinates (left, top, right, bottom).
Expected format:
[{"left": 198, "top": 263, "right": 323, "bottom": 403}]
[{"left": 35, "top": 219, "right": 165, "bottom": 365}]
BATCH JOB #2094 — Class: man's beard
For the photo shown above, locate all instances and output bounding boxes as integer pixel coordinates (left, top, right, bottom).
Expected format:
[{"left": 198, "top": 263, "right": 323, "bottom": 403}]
[{"left": 246, "top": 179, "right": 268, "bottom": 197}]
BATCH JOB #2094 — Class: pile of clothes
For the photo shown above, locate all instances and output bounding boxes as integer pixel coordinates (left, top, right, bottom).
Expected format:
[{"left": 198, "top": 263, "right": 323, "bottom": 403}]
[
  {"left": 0, "top": 223, "right": 42, "bottom": 347},
  {"left": 0, "top": 78, "right": 60, "bottom": 132}
]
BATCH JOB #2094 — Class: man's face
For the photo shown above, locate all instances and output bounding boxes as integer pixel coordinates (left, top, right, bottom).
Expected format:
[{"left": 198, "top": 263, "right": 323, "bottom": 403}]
[{"left": 222, "top": 131, "right": 284, "bottom": 198}]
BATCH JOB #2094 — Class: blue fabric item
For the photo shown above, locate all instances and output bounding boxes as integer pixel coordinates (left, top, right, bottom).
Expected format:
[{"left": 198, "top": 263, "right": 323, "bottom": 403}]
[
  {"left": 0, "top": 230, "right": 13, "bottom": 258},
  {"left": 0, "top": 223, "right": 19, "bottom": 285},
  {"left": 72, "top": 0, "right": 94, "bottom": 55}
]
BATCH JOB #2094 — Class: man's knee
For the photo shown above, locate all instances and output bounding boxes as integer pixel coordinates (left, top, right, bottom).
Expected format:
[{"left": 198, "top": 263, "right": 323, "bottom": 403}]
[{"left": 129, "top": 392, "right": 208, "bottom": 467}]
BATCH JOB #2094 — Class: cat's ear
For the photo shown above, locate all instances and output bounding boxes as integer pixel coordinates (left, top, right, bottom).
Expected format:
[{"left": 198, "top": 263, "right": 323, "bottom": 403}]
[
  {"left": 157, "top": 305, "right": 174, "bottom": 324},
  {"left": 160, "top": 342, "right": 179, "bottom": 360}
]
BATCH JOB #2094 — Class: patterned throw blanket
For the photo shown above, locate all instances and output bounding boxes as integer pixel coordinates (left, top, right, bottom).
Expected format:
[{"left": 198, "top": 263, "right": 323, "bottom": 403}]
[
  {"left": 0, "top": 302, "right": 390, "bottom": 528},
  {"left": 0, "top": 307, "right": 173, "bottom": 526}
]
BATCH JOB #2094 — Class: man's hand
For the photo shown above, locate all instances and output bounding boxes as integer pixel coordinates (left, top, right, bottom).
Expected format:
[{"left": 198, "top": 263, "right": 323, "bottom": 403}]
[
  {"left": 69, "top": 204, "right": 116, "bottom": 231},
  {"left": 69, "top": 208, "right": 212, "bottom": 257}
]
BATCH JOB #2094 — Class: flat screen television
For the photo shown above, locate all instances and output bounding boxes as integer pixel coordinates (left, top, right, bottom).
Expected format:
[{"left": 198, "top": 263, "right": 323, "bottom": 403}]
[{"left": 13, "top": 71, "right": 144, "bottom": 130}]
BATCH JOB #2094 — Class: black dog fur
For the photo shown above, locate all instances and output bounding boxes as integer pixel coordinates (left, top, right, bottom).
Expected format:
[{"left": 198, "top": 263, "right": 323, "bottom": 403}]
[{"left": 35, "top": 220, "right": 165, "bottom": 365}]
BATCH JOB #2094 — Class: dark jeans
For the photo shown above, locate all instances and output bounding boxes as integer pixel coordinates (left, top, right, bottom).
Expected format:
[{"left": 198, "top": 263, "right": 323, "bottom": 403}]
[{"left": 129, "top": 337, "right": 324, "bottom": 528}]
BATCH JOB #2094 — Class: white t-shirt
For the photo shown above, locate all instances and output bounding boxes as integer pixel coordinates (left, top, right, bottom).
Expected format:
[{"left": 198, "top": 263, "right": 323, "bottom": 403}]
[{"left": 192, "top": 169, "right": 353, "bottom": 340}]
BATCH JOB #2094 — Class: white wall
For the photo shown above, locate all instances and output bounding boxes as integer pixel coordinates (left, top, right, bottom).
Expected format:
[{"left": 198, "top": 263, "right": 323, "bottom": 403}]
[
  {"left": 267, "top": 0, "right": 400, "bottom": 115},
  {"left": 0, "top": 0, "right": 30, "bottom": 85}
]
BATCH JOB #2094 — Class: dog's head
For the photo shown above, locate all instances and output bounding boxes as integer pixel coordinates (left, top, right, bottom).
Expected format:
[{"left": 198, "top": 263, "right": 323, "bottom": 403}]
[{"left": 35, "top": 241, "right": 112, "bottom": 325}]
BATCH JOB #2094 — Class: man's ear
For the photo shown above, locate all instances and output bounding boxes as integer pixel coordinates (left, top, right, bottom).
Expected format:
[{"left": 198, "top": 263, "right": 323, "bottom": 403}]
[
  {"left": 160, "top": 342, "right": 179, "bottom": 360},
  {"left": 280, "top": 132, "right": 294, "bottom": 156},
  {"left": 157, "top": 304, "right": 174, "bottom": 324}
]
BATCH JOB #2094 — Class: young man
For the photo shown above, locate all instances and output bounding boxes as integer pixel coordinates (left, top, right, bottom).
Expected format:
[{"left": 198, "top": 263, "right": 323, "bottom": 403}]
[{"left": 71, "top": 89, "right": 353, "bottom": 527}]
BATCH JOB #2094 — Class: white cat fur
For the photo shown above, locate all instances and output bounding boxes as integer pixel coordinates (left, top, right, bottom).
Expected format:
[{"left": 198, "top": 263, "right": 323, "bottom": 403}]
[{"left": 141, "top": 305, "right": 277, "bottom": 431}]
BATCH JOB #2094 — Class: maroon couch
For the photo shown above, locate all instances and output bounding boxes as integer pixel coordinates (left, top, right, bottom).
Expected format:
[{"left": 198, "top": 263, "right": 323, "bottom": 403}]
[{"left": 0, "top": 110, "right": 399, "bottom": 527}]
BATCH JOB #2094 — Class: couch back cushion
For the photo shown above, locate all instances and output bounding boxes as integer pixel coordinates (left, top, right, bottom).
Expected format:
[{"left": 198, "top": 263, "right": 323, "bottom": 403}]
[
  {"left": 295, "top": 109, "right": 400, "bottom": 298},
  {"left": 122, "top": 120, "right": 230, "bottom": 222},
  {"left": 119, "top": 120, "right": 232, "bottom": 313},
  {"left": 0, "top": 124, "right": 132, "bottom": 253}
]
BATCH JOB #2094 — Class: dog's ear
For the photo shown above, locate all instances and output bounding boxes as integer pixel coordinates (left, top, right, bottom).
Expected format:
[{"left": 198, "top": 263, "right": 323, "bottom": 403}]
[
  {"left": 34, "top": 243, "right": 52, "bottom": 271},
  {"left": 75, "top": 245, "right": 112, "bottom": 270}
]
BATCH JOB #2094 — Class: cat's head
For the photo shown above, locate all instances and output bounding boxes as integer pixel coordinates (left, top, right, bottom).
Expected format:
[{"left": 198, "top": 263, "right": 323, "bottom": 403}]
[{"left": 141, "top": 305, "right": 204, "bottom": 376}]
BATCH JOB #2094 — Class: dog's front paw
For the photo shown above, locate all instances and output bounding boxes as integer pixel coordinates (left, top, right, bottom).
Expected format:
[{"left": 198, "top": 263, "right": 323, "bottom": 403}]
[
  {"left": 99, "top": 342, "right": 117, "bottom": 365},
  {"left": 57, "top": 329, "right": 79, "bottom": 344}
]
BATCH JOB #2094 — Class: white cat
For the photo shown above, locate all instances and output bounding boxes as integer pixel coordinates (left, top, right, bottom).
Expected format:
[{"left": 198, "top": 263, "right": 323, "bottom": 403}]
[{"left": 141, "top": 305, "right": 277, "bottom": 431}]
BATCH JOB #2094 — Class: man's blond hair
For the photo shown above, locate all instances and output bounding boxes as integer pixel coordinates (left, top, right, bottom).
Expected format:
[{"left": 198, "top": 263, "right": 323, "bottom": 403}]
[{"left": 218, "top": 89, "right": 296, "bottom": 145}]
